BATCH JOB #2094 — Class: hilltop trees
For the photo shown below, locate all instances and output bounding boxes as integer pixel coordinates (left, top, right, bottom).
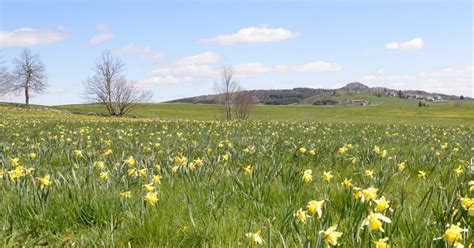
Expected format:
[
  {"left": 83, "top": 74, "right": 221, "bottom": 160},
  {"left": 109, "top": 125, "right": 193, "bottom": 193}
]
[
  {"left": 214, "top": 66, "right": 254, "bottom": 121},
  {"left": 84, "top": 50, "right": 152, "bottom": 116},
  {"left": 11, "top": 49, "right": 47, "bottom": 105}
]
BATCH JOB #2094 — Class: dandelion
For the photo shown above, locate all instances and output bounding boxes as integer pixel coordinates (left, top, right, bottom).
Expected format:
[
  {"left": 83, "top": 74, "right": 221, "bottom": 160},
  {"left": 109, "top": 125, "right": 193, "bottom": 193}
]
[
  {"left": 362, "top": 211, "right": 392, "bottom": 232},
  {"left": 245, "top": 230, "right": 264, "bottom": 245},
  {"left": 306, "top": 200, "right": 324, "bottom": 218},
  {"left": 302, "top": 169, "right": 313, "bottom": 183},
  {"left": 442, "top": 223, "right": 468, "bottom": 247},
  {"left": 341, "top": 178, "right": 352, "bottom": 189},
  {"left": 319, "top": 225, "right": 343, "bottom": 246},
  {"left": 144, "top": 192, "right": 158, "bottom": 205},
  {"left": 295, "top": 208, "right": 309, "bottom": 223},
  {"left": 322, "top": 171, "right": 333, "bottom": 182},
  {"left": 120, "top": 191, "right": 132, "bottom": 199},
  {"left": 374, "top": 196, "right": 390, "bottom": 212},
  {"left": 418, "top": 170, "right": 427, "bottom": 179},
  {"left": 37, "top": 175, "right": 52, "bottom": 187},
  {"left": 373, "top": 237, "right": 390, "bottom": 248}
]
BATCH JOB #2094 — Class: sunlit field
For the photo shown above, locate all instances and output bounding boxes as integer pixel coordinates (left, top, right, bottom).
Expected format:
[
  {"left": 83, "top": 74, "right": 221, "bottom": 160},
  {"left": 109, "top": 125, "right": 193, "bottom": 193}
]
[{"left": 0, "top": 106, "right": 472, "bottom": 247}]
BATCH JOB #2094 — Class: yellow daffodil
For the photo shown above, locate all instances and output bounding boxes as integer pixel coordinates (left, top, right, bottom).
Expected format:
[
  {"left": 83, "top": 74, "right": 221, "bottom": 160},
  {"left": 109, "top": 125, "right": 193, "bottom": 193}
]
[
  {"left": 323, "top": 171, "right": 333, "bottom": 182},
  {"left": 309, "top": 149, "right": 316, "bottom": 156},
  {"left": 341, "top": 178, "right": 352, "bottom": 189},
  {"left": 397, "top": 162, "right": 406, "bottom": 172},
  {"left": 453, "top": 166, "right": 463, "bottom": 176},
  {"left": 242, "top": 165, "right": 252, "bottom": 175},
  {"left": 99, "top": 171, "right": 109, "bottom": 182},
  {"left": 418, "top": 170, "right": 427, "bottom": 179},
  {"left": 143, "top": 183, "right": 155, "bottom": 192},
  {"left": 30, "top": 153, "right": 37, "bottom": 159},
  {"left": 153, "top": 175, "right": 162, "bottom": 184},
  {"left": 295, "top": 208, "right": 309, "bottom": 223},
  {"left": 124, "top": 156, "right": 136, "bottom": 166},
  {"left": 375, "top": 196, "right": 390, "bottom": 212},
  {"left": 93, "top": 161, "right": 105, "bottom": 169},
  {"left": 74, "top": 150, "right": 83, "bottom": 158},
  {"left": 103, "top": 149, "right": 113, "bottom": 156},
  {"left": 362, "top": 211, "right": 392, "bottom": 232},
  {"left": 442, "top": 223, "right": 468, "bottom": 247},
  {"left": 459, "top": 197, "right": 473, "bottom": 216},
  {"left": 365, "top": 170, "right": 375, "bottom": 178},
  {"left": 306, "top": 200, "right": 324, "bottom": 218},
  {"left": 10, "top": 157, "right": 20, "bottom": 167},
  {"left": 373, "top": 237, "right": 390, "bottom": 248},
  {"left": 245, "top": 230, "right": 264, "bottom": 245},
  {"left": 222, "top": 154, "right": 229, "bottom": 161},
  {"left": 37, "top": 175, "right": 52, "bottom": 187},
  {"left": 319, "top": 225, "right": 343, "bottom": 246},
  {"left": 120, "top": 191, "right": 132, "bottom": 199},
  {"left": 144, "top": 192, "right": 158, "bottom": 205},
  {"left": 302, "top": 169, "right": 313, "bottom": 183},
  {"left": 298, "top": 147, "right": 306, "bottom": 154}
]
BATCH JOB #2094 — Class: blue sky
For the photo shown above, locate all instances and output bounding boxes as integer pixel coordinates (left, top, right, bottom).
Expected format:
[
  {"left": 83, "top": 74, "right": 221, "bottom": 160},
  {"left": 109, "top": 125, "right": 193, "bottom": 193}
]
[{"left": 0, "top": 0, "right": 472, "bottom": 105}]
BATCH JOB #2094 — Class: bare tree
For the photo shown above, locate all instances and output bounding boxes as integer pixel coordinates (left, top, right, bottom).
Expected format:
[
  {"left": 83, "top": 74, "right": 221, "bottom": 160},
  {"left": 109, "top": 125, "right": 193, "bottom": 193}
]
[
  {"left": 214, "top": 66, "right": 239, "bottom": 121},
  {"left": 233, "top": 89, "right": 254, "bottom": 120},
  {"left": 11, "top": 49, "right": 47, "bottom": 105},
  {"left": 84, "top": 50, "right": 152, "bottom": 116}
]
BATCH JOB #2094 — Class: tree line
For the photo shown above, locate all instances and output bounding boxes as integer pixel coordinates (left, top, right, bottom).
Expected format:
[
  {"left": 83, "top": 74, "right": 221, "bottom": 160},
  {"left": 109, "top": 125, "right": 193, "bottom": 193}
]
[{"left": 0, "top": 49, "right": 254, "bottom": 119}]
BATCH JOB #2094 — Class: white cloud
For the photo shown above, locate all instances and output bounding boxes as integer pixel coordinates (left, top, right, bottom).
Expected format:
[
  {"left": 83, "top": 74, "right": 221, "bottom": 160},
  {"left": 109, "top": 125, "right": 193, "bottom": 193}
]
[
  {"left": 0, "top": 26, "right": 67, "bottom": 48},
  {"left": 385, "top": 38, "right": 424, "bottom": 50},
  {"left": 200, "top": 25, "right": 298, "bottom": 45},
  {"left": 360, "top": 64, "right": 473, "bottom": 96},
  {"left": 275, "top": 61, "right": 342, "bottom": 72},
  {"left": 87, "top": 24, "right": 114, "bottom": 45},
  {"left": 140, "top": 75, "right": 193, "bottom": 87},
  {"left": 174, "top": 51, "right": 221, "bottom": 66},
  {"left": 115, "top": 43, "right": 164, "bottom": 60},
  {"left": 234, "top": 62, "right": 272, "bottom": 77}
]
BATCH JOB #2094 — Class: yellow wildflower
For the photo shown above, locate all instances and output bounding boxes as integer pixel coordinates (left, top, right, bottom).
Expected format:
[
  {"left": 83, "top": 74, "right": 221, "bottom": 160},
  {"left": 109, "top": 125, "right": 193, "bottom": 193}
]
[
  {"left": 373, "top": 237, "right": 390, "bottom": 248},
  {"left": 322, "top": 171, "right": 333, "bottom": 182},
  {"left": 242, "top": 165, "right": 252, "bottom": 175},
  {"left": 99, "top": 171, "right": 109, "bottom": 182},
  {"left": 144, "top": 192, "right": 158, "bottom": 205},
  {"left": 302, "top": 169, "right": 313, "bottom": 183},
  {"left": 375, "top": 196, "right": 390, "bottom": 212},
  {"left": 362, "top": 211, "right": 392, "bottom": 232},
  {"left": 295, "top": 208, "right": 309, "bottom": 223},
  {"left": 37, "top": 175, "right": 52, "bottom": 187},
  {"left": 124, "top": 156, "right": 136, "bottom": 166},
  {"left": 306, "top": 200, "right": 324, "bottom": 218},
  {"left": 418, "top": 170, "right": 427, "bottom": 179},
  {"left": 319, "top": 225, "right": 343, "bottom": 246},
  {"left": 442, "top": 223, "right": 468, "bottom": 247},
  {"left": 245, "top": 230, "right": 264, "bottom": 245},
  {"left": 120, "top": 191, "right": 132, "bottom": 199},
  {"left": 341, "top": 178, "right": 352, "bottom": 189}
]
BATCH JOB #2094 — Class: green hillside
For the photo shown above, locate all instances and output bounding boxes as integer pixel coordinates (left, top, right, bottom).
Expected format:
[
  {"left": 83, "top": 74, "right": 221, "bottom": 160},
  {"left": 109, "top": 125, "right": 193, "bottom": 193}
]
[{"left": 53, "top": 98, "right": 474, "bottom": 126}]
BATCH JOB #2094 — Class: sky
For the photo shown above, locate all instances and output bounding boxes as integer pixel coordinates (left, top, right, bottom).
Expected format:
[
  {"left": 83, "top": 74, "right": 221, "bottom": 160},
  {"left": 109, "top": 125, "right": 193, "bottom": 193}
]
[{"left": 0, "top": 0, "right": 472, "bottom": 105}]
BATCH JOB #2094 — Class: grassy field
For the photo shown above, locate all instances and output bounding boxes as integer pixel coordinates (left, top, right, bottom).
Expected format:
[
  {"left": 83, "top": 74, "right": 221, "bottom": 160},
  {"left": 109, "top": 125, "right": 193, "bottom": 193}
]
[
  {"left": 0, "top": 104, "right": 472, "bottom": 246},
  {"left": 55, "top": 98, "right": 474, "bottom": 126}
]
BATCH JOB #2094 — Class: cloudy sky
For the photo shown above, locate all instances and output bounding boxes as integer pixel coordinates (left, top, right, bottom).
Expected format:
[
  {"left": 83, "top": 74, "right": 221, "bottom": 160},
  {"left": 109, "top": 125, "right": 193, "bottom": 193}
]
[{"left": 0, "top": 0, "right": 472, "bottom": 105}]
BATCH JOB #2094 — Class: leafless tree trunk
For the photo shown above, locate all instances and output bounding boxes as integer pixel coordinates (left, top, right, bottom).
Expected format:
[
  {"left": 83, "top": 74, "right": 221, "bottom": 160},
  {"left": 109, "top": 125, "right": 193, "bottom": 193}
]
[
  {"left": 83, "top": 50, "right": 152, "bottom": 116},
  {"left": 214, "top": 66, "right": 239, "bottom": 121},
  {"left": 233, "top": 89, "right": 254, "bottom": 120},
  {"left": 11, "top": 49, "right": 47, "bottom": 105}
]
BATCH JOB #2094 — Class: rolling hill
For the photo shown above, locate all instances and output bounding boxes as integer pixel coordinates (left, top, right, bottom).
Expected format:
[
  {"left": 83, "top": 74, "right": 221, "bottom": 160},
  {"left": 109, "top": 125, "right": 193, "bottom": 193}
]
[{"left": 167, "top": 82, "right": 466, "bottom": 106}]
